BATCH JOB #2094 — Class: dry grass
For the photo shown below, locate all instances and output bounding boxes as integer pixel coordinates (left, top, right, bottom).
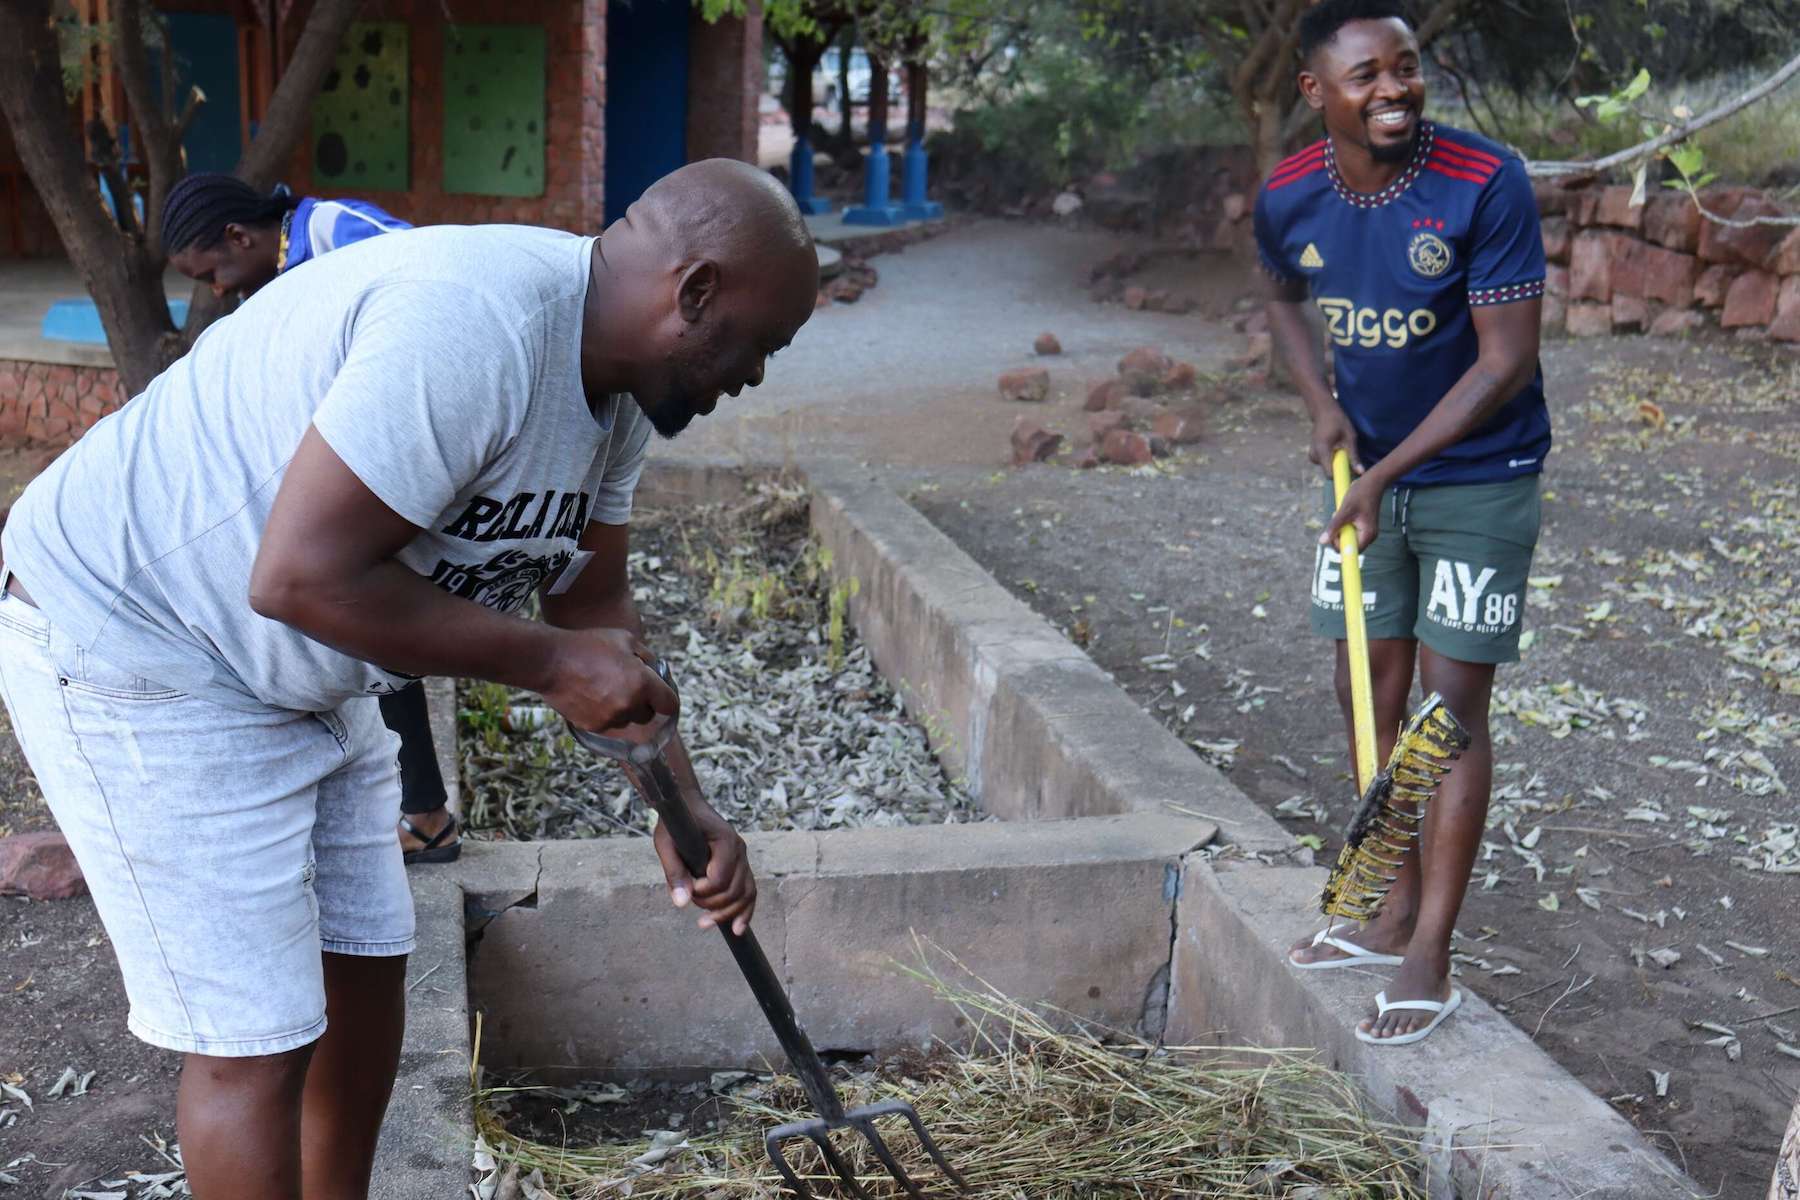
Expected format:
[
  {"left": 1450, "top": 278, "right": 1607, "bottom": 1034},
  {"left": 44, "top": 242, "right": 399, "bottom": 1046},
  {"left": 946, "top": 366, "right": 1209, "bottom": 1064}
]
[{"left": 474, "top": 957, "right": 1423, "bottom": 1199}]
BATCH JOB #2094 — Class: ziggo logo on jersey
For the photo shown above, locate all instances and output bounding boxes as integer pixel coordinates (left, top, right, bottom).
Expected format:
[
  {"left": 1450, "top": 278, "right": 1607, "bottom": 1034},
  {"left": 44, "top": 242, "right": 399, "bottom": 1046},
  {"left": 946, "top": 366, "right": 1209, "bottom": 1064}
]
[{"left": 1316, "top": 297, "right": 1438, "bottom": 349}]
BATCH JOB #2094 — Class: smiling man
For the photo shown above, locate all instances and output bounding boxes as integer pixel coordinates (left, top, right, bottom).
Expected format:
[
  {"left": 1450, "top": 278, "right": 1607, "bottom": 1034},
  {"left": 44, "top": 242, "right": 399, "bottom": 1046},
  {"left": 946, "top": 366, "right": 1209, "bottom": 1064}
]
[
  {"left": 1254, "top": 0, "right": 1549, "bottom": 1045},
  {"left": 0, "top": 159, "right": 818, "bottom": 1198}
]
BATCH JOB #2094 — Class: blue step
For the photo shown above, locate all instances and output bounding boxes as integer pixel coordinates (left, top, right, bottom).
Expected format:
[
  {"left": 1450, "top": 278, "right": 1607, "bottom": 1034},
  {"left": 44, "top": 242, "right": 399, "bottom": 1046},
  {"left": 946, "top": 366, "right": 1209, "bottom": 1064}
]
[{"left": 41, "top": 298, "right": 189, "bottom": 345}]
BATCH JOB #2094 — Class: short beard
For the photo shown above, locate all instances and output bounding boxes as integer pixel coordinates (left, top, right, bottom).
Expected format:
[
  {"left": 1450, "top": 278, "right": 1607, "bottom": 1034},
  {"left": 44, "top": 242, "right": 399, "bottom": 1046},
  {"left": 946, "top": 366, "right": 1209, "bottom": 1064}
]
[
  {"left": 644, "top": 396, "right": 698, "bottom": 439},
  {"left": 1369, "top": 130, "right": 1416, "bottom": 165}
]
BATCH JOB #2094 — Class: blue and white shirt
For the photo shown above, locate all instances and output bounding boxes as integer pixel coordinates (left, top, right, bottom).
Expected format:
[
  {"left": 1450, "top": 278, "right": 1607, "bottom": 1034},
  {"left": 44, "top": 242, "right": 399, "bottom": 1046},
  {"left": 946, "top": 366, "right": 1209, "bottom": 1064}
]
[
  {"left": 1253, "top": 120, "right": 1550, "bottom": 486},
  {"left": 281, "top": 197, "right": 411, "bottom": 273}
]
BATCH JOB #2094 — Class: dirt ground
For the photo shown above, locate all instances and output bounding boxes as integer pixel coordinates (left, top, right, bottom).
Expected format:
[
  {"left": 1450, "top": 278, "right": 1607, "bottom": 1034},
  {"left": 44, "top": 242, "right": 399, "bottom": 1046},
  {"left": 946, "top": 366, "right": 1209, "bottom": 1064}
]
[{"left": 908, "top": 334, "right": 1800, "bottom": 1199}]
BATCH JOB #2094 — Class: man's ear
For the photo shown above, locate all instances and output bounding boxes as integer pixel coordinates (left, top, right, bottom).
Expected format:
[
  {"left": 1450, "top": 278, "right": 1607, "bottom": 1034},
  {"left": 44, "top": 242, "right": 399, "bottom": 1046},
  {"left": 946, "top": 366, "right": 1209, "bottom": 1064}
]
[
  {"left": 1298, "top": 67, "right": 1325, "bottom": 112},
  {"left": 676, "top": 259, "right": 720, "bottom": 323},
  {"left": 225, "top": 222, "right": 257, "bottom": 250}
]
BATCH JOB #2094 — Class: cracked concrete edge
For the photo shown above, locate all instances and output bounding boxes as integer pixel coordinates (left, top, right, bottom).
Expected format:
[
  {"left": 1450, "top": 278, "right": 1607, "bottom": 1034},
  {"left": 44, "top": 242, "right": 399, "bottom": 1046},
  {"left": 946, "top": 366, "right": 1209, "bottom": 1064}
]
[
  {"left": 795, "top": 458, "right": 1291, "bottom": 854},
  {"left": 371, "top": 872, "right": 476, "bottom": 1199},
  {"left": 1166, "top": 856, "right": 1705, "bottom": 1200}
]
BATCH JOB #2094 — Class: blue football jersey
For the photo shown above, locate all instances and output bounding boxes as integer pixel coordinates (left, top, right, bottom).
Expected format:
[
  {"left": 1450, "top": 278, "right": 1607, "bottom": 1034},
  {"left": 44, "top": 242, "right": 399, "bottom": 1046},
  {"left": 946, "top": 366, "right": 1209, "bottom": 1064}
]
[
  {"left": 1254, "top": 120, "right": 1551, "bottom": 486},
  {"left": 283, "top": 198, "right": 411, "bottom": 273}
]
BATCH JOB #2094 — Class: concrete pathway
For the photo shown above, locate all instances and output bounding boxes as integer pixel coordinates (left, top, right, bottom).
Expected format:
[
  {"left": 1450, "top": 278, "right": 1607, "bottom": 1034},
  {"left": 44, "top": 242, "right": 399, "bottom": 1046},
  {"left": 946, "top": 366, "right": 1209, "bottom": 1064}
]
[{"left": 679, "top": 218, "right": 1247, "bottom": 468}]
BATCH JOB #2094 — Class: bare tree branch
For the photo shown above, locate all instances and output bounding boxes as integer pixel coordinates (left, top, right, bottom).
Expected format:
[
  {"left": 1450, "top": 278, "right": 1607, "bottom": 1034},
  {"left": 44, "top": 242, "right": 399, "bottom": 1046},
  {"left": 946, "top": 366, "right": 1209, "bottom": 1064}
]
[
  {"left": 234, "top": 0, "right": 364, "bottom": 188},
  {"left": 1525, "top": 48, "right": 1800, "bottom": 180}
]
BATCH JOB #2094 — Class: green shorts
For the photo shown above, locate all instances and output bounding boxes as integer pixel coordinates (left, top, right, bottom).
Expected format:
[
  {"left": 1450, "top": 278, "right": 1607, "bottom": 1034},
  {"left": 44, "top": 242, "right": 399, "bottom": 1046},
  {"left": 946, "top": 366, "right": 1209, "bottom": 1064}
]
[{"left": 1308, "top": 475, "right": 1542, "bottom": 664}]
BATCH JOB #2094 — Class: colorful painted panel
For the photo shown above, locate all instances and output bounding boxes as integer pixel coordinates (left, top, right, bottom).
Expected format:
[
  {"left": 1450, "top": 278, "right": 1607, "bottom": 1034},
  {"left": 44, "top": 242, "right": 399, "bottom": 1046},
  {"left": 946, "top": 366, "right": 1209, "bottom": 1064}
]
[
  {"left": 310, "top": 22, "right": 409, "bottom": 192},
  {"left": 443, "top": 24, "right": 547, "bottom": 198}
]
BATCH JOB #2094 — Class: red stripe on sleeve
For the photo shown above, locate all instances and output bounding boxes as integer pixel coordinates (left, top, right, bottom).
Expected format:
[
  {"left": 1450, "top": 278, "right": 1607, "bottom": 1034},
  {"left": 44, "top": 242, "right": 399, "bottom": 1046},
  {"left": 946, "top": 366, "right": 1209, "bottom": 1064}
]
[
  {"left": 1433, "top": 137, "right": 1502, "bottom": 168},
  {"left": 1426, "top": 158, "right": 1491, "bottom": 185},
  {"left": 1268, "top": 161, "right": 1326, "bottom": 190}
]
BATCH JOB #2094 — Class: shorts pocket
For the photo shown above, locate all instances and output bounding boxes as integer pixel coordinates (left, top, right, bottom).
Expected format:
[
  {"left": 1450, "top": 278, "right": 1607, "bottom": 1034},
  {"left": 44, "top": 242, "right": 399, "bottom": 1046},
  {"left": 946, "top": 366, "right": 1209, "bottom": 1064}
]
[{"left": 49, "top": 629, "right": 186, "bottom": 702}]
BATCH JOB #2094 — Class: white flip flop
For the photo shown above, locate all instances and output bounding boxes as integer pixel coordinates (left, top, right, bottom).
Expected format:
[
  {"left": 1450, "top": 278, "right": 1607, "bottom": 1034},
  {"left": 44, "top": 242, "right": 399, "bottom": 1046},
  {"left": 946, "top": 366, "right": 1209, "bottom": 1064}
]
[
  {"left": 1355, "top": 988, "right": 1463, "bottom": 1046},
  {"left": 1288, "top": 923, "right": 1406, "bottom": 970}
]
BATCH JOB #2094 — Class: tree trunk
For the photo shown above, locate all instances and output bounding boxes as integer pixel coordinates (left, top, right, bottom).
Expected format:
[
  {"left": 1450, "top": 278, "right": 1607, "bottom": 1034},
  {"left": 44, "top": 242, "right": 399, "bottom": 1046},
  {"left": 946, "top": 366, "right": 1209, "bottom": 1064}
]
[
  {"left": 867, "top": 54, "right": 888, "bottom": 143},
  {"left": 1252, "top": 99, "right": 1287, "bottom": 178},
  {"left": 906, "top": 60, "right": 926, "bottom": 141},
  {"left": 837, "top": 27, "right": 853, "bottom": 137},
  {"left": 786, "top": 41, "right": 821, "bottom": 139},
  {"left": 236, "top": 0, "right": 361, "bottom": 189},
  {"left": 0, "top": 0, "right": 180, "bottom": 396}
]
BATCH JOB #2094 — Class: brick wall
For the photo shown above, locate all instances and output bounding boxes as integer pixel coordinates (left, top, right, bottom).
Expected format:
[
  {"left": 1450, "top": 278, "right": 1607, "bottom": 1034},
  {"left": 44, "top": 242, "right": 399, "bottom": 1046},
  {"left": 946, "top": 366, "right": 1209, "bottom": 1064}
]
[
  {"left": 283, "top": 0, "right": 606, "bottom": 231},
  {"left": 686, "top": 2, "right": 764, "bottom": 165},
  {"left": 1537, "top": 181, "right": 1800, "bottom": 342},
  {"left": 0, "top": 360, "right": 127, "bottom": 446}
]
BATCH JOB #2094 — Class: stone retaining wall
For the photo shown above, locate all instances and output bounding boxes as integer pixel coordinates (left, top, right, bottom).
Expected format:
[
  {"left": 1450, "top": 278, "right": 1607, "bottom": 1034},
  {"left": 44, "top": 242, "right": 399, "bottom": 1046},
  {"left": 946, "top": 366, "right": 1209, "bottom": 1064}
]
[
  {"left": 0, "top": 359, "right": 126, "bottom": 445},
  {"left": 1536, "top": 181, "right": 1800, "bottom": 341}
]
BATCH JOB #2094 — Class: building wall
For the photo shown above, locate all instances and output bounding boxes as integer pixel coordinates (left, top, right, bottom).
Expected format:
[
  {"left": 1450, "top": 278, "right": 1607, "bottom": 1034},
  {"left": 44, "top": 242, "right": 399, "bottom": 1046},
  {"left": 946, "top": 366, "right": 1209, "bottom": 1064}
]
[
  {"left": 282, "top": 0, "right": 606, "bottom": 231},
  {"left": 686, "top": 1, "right": 763, "bottom": 165}
]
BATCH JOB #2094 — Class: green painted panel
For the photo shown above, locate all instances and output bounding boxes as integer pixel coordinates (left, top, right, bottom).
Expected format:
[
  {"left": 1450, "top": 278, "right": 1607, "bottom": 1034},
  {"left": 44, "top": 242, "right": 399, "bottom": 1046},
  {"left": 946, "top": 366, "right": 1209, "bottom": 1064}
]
[
  {"left": 443, "top": 24, "right": 547, "bottom": 198},
  {"left": 310, "top": 22, "right": 409, "bottom": 191}
]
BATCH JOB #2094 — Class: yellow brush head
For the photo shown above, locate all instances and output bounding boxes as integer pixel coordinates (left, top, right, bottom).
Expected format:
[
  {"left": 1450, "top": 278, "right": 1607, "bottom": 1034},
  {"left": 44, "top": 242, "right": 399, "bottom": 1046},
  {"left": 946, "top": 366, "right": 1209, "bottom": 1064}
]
[{"left": 1320, "top": 694, "right": 1472, "bottom": 922}]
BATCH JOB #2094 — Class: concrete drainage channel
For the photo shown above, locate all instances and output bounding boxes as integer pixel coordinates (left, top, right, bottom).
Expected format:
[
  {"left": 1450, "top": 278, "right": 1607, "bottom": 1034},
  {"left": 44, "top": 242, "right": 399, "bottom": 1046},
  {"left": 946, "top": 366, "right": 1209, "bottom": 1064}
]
[{"left": 371, "top": 459, "right": 1702, "bottom": 1200}]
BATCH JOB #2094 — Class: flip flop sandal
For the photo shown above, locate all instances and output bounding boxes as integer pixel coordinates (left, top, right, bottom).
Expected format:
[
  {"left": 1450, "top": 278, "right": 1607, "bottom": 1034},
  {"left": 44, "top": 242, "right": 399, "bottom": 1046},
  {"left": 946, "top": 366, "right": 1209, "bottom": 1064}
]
[
  {"left": 1288, "top": 923, "right": 1406, "bottom": 970},
  {"left": 400, "top": 813, "right": 462, "bottom": 866},
  {"left": 1355, "top": 987, "right": 1463, "bottom": 1046}
]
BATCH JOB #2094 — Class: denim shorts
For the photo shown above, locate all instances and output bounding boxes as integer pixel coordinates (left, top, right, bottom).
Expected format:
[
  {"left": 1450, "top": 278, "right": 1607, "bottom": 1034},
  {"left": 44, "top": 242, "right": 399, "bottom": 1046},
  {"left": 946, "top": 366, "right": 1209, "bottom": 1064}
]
[{"left": 0, "top": 571, "right": 413, "bottom": 1057}]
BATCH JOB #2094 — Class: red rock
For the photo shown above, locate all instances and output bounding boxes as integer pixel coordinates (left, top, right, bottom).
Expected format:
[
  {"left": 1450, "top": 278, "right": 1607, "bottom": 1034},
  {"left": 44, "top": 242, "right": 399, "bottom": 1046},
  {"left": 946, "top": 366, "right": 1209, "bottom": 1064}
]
[
  {"left": 1087, "top": 410, "right": 1127, "bottom": 440},
  {"left": 1611, "top": 236, "right": 1649, "bottom": 299},
  {"left": 1649, "top": 308, "right": 1706, "bottom": 337},
  {"left": 1085, "top": 379, "right": 1125, "bottom": 412},
  {"left": 1695, "top": 263, "right": 1740, "bottom": 308},
  {"left": 1639, "top": 245, "right": 1698, "bottom": 308},
  {"left": 1771, "top": 276, "right": 1800, "bottom": 342},
  {"left": 1033, "top": 332, "right": 1062, "bottom": 356},
  {"left": 1540, "top": 217, "right": 1571, "bottom": 264},
  {"left": 998, "top": 366, "right": 1050, "bottom": 403},
  {"left": 1569, "top": 231, "right": 1617, "bottom": 301},
  {"left": 1721, "top": 270, "right": 1779, "bottom": 328},
  {"left": 1152, "top": 406, "right": 1205, "bottom": 444},
  {"left": 1117, "top": 346, "right": 1173, "bottom": 395},
  {"left": 1594, "top": 185, "right": 1643, "bottom": 231},
  {"left": 1569, "top": 188, "right": 1602, "bottom": 227},
  {"left": 0, "top": 832, "right": 87, "bottom": 900},
  {"left": 1162, "top": 361, "right": 1198, "bottom": 391},
  {"left": 1122, "top": 286, "right": 1148, "bottom": 310},
  {"left": 1541, "top": 293, "right": 1568, "bottom": 333},
  {"left": 1565, "top": 303, "right": 1614, "bottom": 337},
  {"left": 1100, "top": 428, "right": 1154, "bottom": 466},
  {"left": 1010, "top": 417, "right": 1063, "bottom": 466},
  {"left": 1771, "top": 227, "right": 1800, "bottom": 277},
  {"left": 1699, "top": 190, "right": 1787, "bottom": 266},
  {"left": 1611, "top": 293, "right": 1649, "bottom": 331},
  {"left": 1531, "top": 179, "right": 1570, "bottom": 216},
  {"left": 1643, "top": 193, "right": 1701, "bottom": 252},
  {"left": 1222, "top": 192, "right": 1248, "bottom": 222},
  {"left": 1546, "top": 263, "right": 1570, "bottom": 298}
]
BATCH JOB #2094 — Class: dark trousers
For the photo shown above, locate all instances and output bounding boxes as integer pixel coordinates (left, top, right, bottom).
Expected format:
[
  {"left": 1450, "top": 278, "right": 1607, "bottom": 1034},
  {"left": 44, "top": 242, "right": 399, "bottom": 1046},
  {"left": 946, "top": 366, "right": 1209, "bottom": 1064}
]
[{"left": 378, "top": 684, "right": 447, "bottom": 816}]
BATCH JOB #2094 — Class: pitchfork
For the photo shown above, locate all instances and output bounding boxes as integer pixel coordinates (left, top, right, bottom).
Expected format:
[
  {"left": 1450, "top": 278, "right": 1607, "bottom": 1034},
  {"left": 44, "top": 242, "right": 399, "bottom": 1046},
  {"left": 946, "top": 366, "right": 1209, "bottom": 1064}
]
[{"left": 570, "top": 660, "right": 970, "bottom": 1200}]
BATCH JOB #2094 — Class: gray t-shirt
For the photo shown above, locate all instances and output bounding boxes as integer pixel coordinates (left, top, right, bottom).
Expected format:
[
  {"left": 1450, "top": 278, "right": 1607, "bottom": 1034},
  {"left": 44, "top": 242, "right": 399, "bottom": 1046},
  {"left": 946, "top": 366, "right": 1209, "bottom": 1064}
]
[{"left": 2, "top": 224, "right": 650, "bottom": 712}]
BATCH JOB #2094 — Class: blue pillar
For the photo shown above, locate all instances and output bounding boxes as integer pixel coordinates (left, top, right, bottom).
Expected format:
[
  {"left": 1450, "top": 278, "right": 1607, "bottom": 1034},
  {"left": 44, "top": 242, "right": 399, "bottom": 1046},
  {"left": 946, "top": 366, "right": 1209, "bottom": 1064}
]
[
  {"left": 788, "top": 134, "right": 834, "bottom": 215},
  {"left": 899, "top": 129, "right": 942, "bottom": 221},
  {"left": 842, "top": 65, "right": 905, "bottom": 227}
]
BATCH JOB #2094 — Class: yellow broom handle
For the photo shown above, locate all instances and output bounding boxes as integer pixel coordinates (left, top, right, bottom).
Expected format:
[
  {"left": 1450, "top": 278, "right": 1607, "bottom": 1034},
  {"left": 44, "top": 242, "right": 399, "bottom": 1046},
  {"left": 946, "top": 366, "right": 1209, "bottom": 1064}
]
[{"left": 1333, "top": 449, "right": 1378, "bottom": 793}]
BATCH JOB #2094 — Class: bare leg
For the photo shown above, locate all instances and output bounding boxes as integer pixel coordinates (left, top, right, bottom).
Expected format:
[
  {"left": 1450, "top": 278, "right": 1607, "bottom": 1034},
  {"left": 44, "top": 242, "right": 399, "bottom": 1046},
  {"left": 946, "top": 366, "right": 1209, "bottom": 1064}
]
[
  {"left": 178, "top": 1045, "right": 315, "bottom": 1200},
  {"left": 1360, "top": 645, "right": 1495, "bottom": 1039},
  {"left": 300, "top": 952, "right": 407, "bottom": 1200},
  {"left": 1290, "top": 637, "right": 1420, "bottom": 964}
]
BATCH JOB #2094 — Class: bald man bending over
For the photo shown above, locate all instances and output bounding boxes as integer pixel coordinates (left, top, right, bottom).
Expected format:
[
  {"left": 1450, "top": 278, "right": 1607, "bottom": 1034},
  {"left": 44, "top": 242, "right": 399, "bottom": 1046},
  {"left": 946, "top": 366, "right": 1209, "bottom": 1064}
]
[{"left": 0, "top": 160, "right": 819, "bottom": 1199}]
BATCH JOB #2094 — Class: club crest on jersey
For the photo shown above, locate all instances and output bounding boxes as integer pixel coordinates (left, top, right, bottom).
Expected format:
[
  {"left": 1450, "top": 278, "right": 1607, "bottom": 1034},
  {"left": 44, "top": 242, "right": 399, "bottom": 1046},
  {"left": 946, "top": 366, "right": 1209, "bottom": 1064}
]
[{"left": 1408, "top": 230, "right": 1453, "bottom": 278}]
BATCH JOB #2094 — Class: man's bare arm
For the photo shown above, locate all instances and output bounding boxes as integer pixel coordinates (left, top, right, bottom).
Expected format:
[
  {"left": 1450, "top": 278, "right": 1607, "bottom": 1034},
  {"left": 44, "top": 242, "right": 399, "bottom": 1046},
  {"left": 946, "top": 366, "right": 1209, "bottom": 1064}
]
[
  {"left": 1262, "top": 274, "right": 1365, "bottom": 476},
  {"left": 249, "top": 426, "right": 674, "bottom": 732}
]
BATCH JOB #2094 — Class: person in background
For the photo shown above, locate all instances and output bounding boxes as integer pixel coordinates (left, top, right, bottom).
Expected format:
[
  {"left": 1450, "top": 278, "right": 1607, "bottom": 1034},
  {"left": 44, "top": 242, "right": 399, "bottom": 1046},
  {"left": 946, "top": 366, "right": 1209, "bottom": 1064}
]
[{"left": 160, "top": 173, "right": 457, "bottom": 865}]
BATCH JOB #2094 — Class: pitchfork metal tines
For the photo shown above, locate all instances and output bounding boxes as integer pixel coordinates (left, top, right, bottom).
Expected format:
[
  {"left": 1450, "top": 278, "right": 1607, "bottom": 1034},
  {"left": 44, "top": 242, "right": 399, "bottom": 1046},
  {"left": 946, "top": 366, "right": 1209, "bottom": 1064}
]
[
  {"left": 570, "top": 660, "right": 970, "bottom": 1200},
  {"left": 1320, "top": 694, "right": 1472, "bottom": 922}
]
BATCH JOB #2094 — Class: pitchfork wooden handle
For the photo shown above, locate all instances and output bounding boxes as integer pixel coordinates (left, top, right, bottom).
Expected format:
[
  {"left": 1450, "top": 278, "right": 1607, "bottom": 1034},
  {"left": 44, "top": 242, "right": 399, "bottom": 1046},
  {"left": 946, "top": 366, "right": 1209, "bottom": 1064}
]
[{"left": 571, "top": 666, "right": 850, "bottom": 1124}]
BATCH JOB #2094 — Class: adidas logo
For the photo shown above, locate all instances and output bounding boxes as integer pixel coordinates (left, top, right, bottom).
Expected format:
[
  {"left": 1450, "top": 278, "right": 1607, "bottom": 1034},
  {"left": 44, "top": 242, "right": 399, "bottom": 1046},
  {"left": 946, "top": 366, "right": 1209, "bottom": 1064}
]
[{"left": 1299, "top": 243, "right": 1326, "bottom": 269}]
